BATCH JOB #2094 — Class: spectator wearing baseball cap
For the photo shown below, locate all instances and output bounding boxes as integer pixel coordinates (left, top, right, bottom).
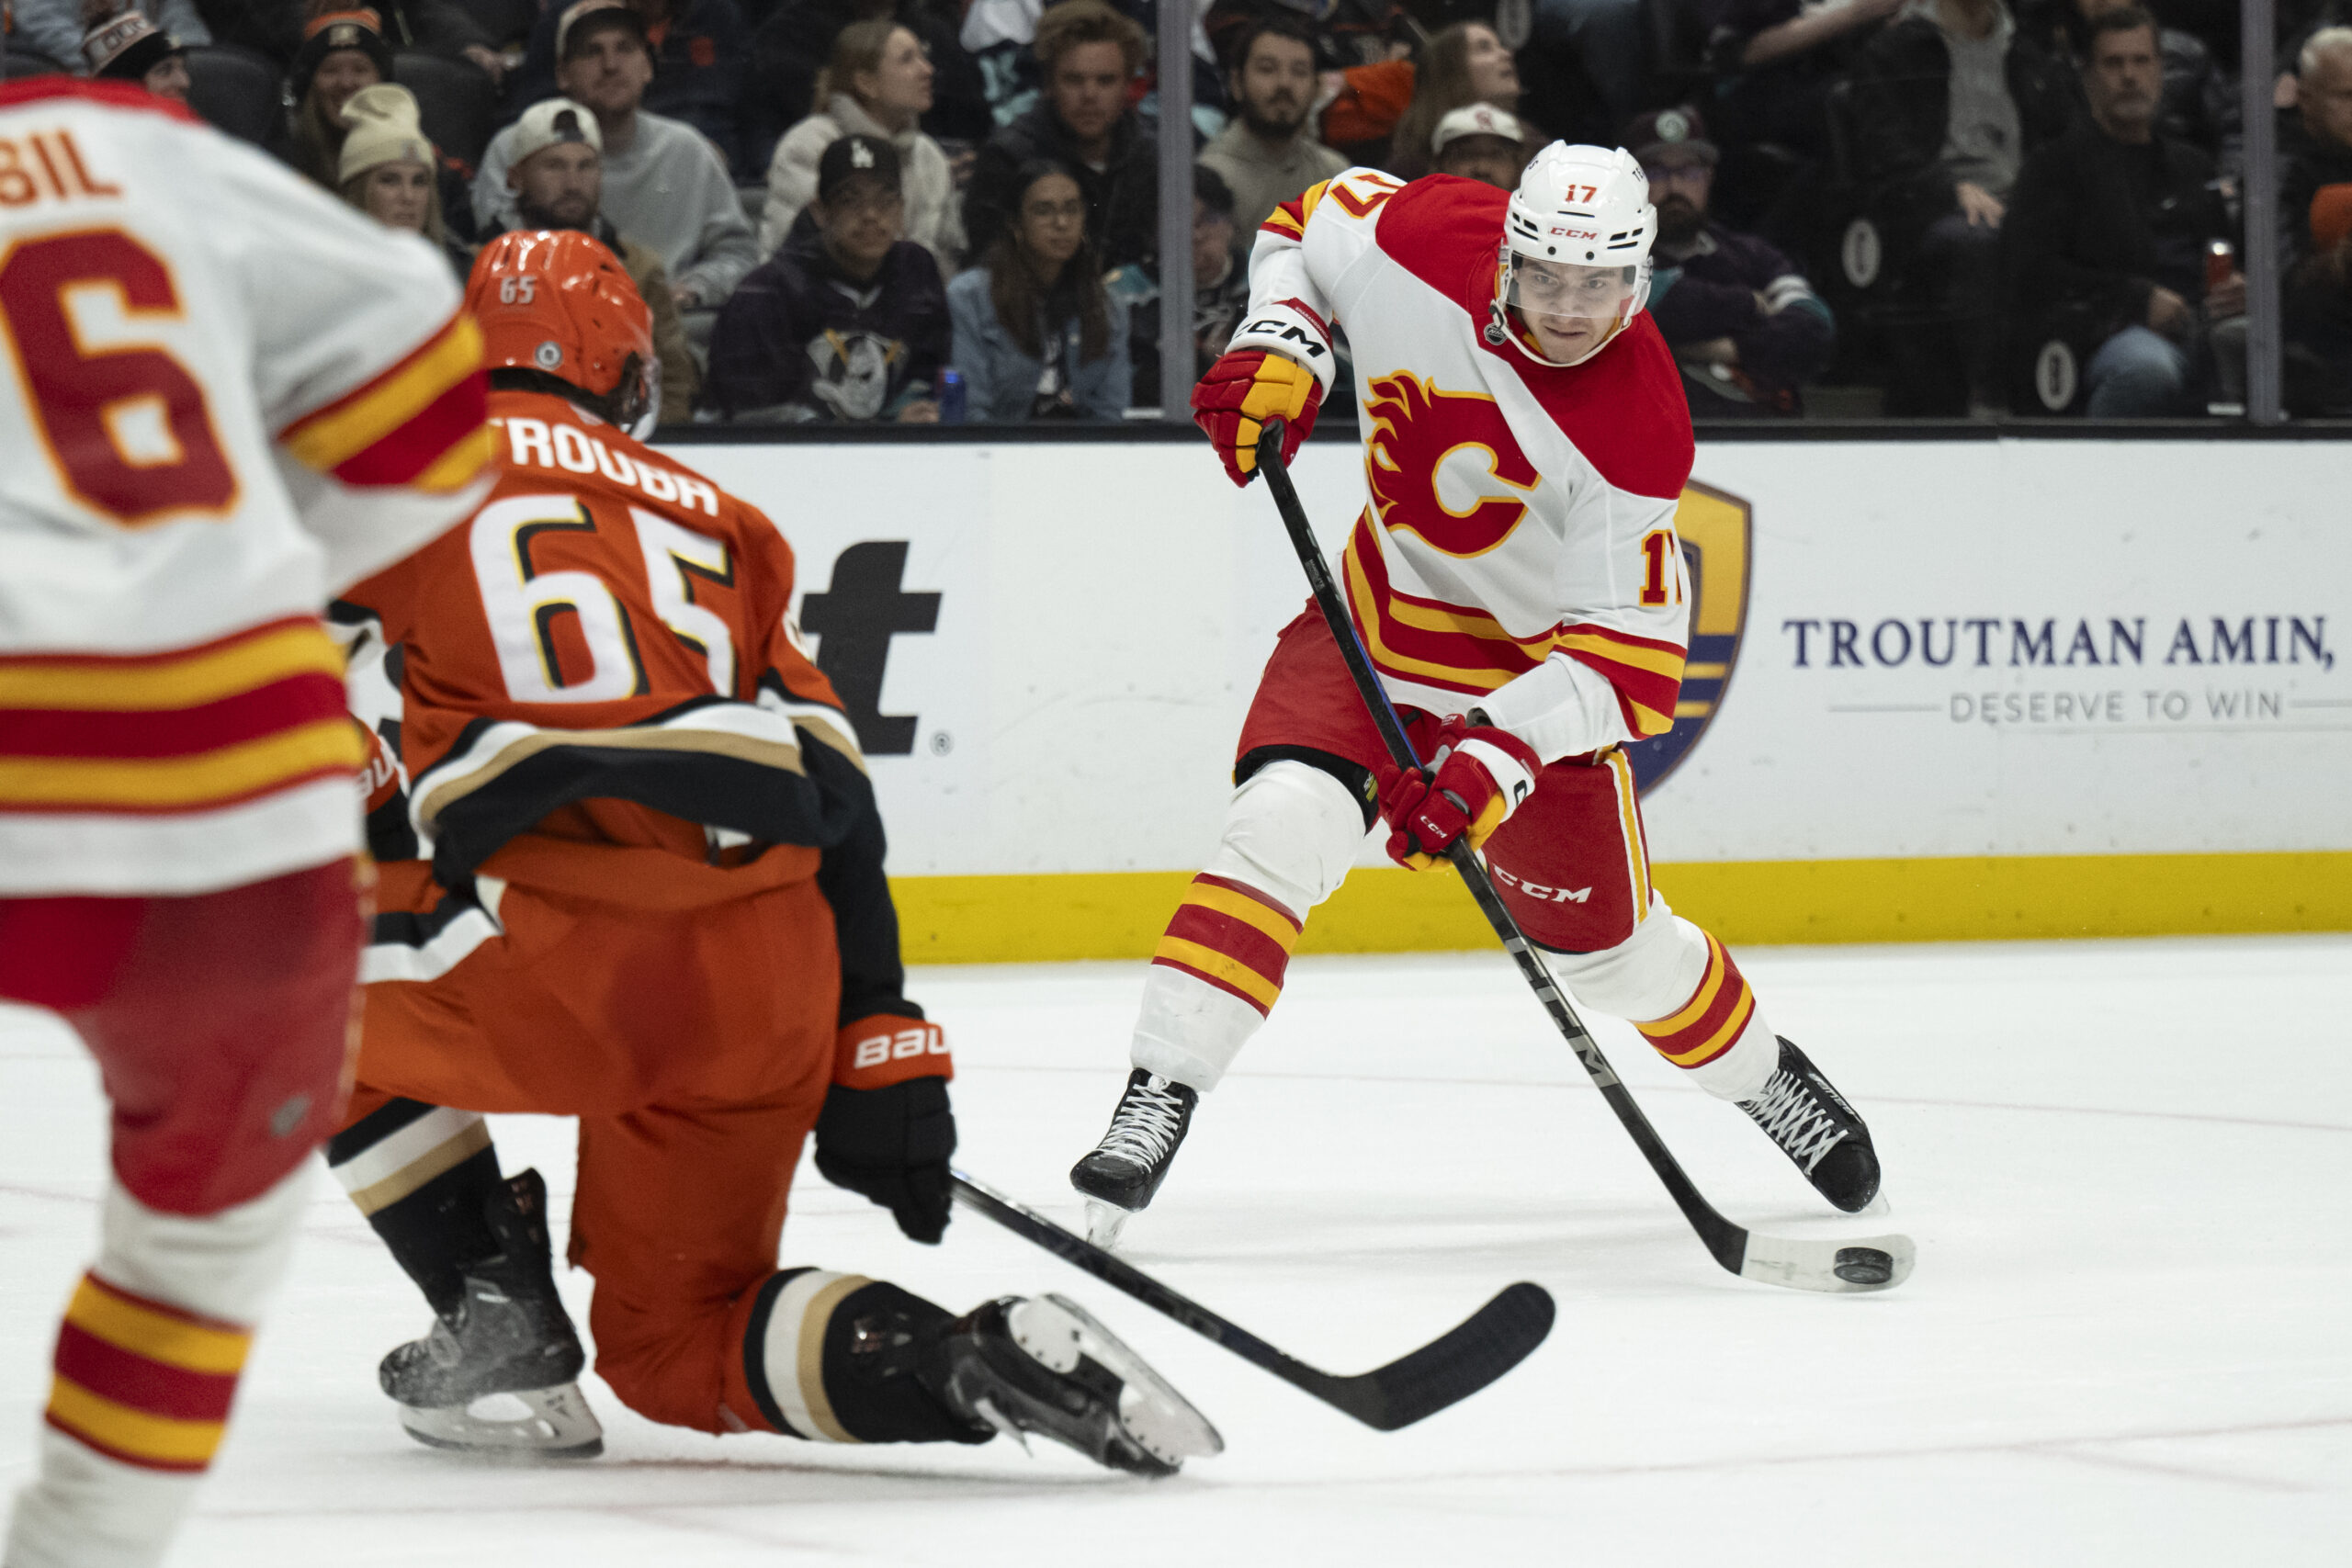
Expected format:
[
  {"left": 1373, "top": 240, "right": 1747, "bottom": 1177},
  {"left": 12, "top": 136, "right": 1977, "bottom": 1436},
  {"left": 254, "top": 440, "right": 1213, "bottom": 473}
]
[
  {"left": 486, "top": 96, "right": 702, "bottom": 421},
  {"left": 1430, "top": 102, "right": 1526, "bottom": 189},
  {"left": 76, "top": 0, "right": 189, "bottom": 100},
  {"left": 474, "top": 0, "right": 758, "bottom": 309},
  {"left": 707, "top": 134, "right": 950, "bottom": 423},
  {"left": 272, "top": 5, "right": 396, "bottom": 190},
  {"left": 1630, "top": 105, "right": 1835, "bottom": 418},
  {"left": 12, "top": 0, "right": 204, "bottom": 85},
  {"left": 500, "top": 0, "right": 752, "bottom": 177}
]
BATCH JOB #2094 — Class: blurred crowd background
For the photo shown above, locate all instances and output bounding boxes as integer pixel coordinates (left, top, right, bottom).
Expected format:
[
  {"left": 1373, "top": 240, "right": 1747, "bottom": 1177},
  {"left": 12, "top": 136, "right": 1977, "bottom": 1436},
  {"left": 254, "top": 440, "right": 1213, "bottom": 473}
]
[{"left": 9, "top": 0, "right": 2350, "bottom": 423}]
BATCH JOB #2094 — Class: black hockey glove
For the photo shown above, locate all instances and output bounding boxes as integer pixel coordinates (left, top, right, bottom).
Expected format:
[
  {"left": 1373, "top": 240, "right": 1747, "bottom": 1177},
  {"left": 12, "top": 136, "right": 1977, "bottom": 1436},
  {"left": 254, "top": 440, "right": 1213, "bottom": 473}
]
[{"left": 812, "top": 1076, "right": 956, "bottom": 1244}]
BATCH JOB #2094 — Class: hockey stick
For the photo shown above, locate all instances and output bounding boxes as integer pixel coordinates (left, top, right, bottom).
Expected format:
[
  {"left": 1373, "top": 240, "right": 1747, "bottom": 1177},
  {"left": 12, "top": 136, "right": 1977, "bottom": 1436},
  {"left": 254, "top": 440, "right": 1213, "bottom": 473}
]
[
  {"left": 1253, "top": 428, "right": 1913, "bottom": 1295},
  {"left": 950, "top": 1169, "right": 1555, "bottom": 1431}
]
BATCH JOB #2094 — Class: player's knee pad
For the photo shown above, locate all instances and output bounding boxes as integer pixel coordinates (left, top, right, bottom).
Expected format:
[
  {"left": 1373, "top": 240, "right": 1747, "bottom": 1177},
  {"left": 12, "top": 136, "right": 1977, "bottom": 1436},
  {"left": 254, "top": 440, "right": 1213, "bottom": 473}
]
[
  {"left": 1204, "top": 759, "right": 1368, "bottom": 917},
  {"left": 1542, "top": 902, "right": 1710, "bottom": 1023},
  {"left": 94, "top": 1161, "right": 311, "bottom": 1326},
  {"left": 738, "top": 1269, "right": 985, "bottom": 1445}
]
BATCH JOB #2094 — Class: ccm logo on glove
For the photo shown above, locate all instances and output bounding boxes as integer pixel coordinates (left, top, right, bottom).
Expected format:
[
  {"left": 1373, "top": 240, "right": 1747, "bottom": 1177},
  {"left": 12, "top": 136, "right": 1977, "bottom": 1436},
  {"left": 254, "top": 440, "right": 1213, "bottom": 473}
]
[{"left": 1375, "top": 718, "right": 1542, "bottom": 871}]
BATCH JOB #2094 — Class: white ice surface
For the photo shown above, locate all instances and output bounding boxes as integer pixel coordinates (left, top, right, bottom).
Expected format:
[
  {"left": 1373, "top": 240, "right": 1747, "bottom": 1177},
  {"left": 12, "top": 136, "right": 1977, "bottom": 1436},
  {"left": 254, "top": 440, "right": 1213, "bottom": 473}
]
[{"left": 4, "top": 936, "right": 2348, "bottom": 1566}]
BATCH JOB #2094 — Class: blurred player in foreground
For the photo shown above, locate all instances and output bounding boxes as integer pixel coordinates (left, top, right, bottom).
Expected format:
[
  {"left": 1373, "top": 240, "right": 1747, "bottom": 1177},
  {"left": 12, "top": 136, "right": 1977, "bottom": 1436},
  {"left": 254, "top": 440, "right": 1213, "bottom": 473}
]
[
  {"left": 0, "top": 77, "right": 493, "bottom": 1568},
  {"left": 1071, "top": 147, "right": 1884, "bottom": 1244},
  {"left": 324, "top": 231, "right": 1215, "bottom": 1477}
]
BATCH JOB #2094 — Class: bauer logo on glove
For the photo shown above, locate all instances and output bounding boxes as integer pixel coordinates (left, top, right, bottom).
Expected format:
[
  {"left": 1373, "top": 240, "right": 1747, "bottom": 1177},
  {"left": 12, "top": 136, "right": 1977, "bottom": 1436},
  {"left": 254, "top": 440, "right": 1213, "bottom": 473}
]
[
  {"left": 1190, "top": 347, "right": 1324, "bottom": 487},
  {"left": 1374, "top": 719, "right": 1542, "bottom": 870}
]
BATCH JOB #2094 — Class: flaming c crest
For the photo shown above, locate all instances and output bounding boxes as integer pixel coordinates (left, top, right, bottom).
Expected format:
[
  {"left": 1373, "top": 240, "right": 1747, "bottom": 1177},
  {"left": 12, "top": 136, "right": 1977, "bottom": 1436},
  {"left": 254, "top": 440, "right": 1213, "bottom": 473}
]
[{"left": 1363, "top": 372, "right": 1540, "bottom": 558}]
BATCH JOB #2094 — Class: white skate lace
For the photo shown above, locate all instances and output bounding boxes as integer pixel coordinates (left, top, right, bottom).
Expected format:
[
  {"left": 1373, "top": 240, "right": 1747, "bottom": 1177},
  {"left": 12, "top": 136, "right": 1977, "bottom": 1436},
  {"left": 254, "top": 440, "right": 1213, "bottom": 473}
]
[
  {"left": 1743, "top": 1070, "right": 1846, "bottom": 1174},
  {"left": 1095, "top": 1077, "right": 1188, "bottom": 1169}
]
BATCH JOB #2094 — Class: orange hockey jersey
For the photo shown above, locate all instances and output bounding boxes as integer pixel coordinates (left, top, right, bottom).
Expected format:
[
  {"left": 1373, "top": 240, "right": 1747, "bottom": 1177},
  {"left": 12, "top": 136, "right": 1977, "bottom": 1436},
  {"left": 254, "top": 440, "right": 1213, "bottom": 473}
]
[{"left": 337, "top": 389, "right": 864, "bottom": 887}]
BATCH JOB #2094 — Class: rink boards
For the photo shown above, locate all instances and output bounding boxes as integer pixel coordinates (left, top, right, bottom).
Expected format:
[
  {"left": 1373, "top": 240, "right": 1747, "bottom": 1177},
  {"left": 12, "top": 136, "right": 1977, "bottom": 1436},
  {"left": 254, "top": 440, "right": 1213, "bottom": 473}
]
[{"left": 663, "top": 434, "right": 2352, "bottom": 959}]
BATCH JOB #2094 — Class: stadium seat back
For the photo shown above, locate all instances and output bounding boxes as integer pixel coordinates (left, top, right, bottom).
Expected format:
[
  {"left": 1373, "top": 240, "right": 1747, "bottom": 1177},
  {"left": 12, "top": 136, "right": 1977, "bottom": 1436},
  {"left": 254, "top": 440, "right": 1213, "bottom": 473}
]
[
  {"left": 393, "top": 50, "right": 496, "bottom": 173},
  {"left": 4, "top": 46, "right": 70, "bottom": 80},
  {"left": 184, "top": 45, "right": 283, "bottom": 145}
]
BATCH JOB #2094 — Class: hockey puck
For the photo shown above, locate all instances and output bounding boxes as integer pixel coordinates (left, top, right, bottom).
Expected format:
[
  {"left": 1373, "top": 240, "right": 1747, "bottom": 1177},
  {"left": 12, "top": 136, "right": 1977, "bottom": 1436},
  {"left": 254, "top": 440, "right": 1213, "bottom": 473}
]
[{"left": 1832, "top": 1247, "right": 1894, "bottom": 1286}]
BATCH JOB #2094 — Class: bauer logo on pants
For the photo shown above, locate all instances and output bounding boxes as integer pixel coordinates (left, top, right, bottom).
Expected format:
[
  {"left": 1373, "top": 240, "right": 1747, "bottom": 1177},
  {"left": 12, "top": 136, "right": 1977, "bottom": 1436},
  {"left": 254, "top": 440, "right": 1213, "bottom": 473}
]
[{"left": 1623, "top": 481, "right": 1751, "bottom": 795}]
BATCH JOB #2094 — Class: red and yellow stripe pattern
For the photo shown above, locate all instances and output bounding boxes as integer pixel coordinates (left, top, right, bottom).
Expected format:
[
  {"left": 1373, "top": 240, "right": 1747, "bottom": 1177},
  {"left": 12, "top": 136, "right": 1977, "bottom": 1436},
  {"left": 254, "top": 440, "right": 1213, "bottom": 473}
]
[
  {"left": 46, "top": 1274, "right": 252, "bottom": 1472},
  {"left": 279, "top": 310, "right": 492, "bottom": 494},
  {"left": 1259, "top": 180, "right": 1327, "bottom": 241},
  {"left": 0, "top": 616, "right": 360, "bottom": 816},
  {"left": 1150, "top": 873, "right": 1304, "bottom": 1017},
  {"left": 1343, "top": 515, "right": 1685, "bottom": 734},
  {"left": 1634, "top": 932, "right": 1755, "bottom": 1069}
]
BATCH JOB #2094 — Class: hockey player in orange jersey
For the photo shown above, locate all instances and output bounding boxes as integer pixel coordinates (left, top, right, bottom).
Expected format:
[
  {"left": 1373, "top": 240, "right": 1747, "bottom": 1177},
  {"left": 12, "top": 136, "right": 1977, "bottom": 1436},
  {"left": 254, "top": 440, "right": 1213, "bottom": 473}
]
[
  {"left": 1069, "top": 146, "right": 1884, "bottom": 1243},
  {"left": 322, "top": 231, "right": 1216, "bottom": 1477},
  {"left": 0, "top": 77, "right": 494, "bottom": 1568}
]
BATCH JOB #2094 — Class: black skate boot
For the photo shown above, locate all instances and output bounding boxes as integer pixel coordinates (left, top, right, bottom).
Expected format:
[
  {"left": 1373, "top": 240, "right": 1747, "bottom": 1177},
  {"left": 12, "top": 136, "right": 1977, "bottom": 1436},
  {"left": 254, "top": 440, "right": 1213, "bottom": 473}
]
[
  {"left": 379, "top": 1168, "right": 604, "bottom": 1458},
  {"left": 1738, "top": 1038, "right": 1883, "bottom": 1213},
  {"left": 922, "top": 1295, "right": 1221, "bottom": 1477},
  {"left": 1069, "top": 1069, "right": 1198, "bottom": 1247}
]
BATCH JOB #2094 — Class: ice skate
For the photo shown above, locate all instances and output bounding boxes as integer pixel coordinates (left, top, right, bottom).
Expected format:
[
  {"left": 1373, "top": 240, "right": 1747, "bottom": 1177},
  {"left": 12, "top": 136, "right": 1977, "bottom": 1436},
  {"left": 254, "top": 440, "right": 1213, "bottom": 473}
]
[
  {"left": 379, "top": 1169, "right": 604, "bottom": 1458},
  {"left": 1069, "top": 1069, "right": 1199, "bottom": 1246},
  {"left": 929, "top": 1294, "right": 1220, "bottom": 1476},
  {"left": 1738, "top": 1039, "right": 1883, "bottom": 1213}
]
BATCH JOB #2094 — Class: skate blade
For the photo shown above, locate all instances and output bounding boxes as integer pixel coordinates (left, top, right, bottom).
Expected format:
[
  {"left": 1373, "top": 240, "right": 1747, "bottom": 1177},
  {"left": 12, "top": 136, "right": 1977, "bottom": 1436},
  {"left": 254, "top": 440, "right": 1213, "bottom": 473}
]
[
  {"left": 1084, "top": 1200, "right": 1134, "bottom": 1251},
  {"left": 1034, "top": 1293, "right": 1223, "bottom": 1468},
  {"left": 397, "top": 1382, "right": 605, "bottom": 1459}
]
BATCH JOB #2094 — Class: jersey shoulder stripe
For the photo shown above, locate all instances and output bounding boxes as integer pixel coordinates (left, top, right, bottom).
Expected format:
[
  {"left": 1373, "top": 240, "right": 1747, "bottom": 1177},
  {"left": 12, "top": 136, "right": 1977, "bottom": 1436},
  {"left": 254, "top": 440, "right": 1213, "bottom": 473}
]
[{"left": 281, "top": 312, "right": 492, "bottom": 492}]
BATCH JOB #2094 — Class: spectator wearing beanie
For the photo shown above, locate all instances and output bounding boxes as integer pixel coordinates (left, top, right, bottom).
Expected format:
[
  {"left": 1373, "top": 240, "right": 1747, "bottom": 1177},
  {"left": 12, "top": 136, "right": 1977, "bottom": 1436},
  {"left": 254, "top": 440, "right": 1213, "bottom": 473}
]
[
  {"left": 76, "top": 0, "right": 189, "bottom": 99},
  {"left": 707, "top": 134, "right": 950, "bottom": 422},
  {"left": 337, "top": 84, "right": 473, "bottom": 277},
  {"left": 761, "top": 17, "right": 965, "bottom": 273},
  {"left": 271, "top": 6, "right": 395, "bottom": 189},
  {"left": 488, "top": 96, "right": 702, "bottom": 421},
  {"left": 950, "top": 158, "right": 1129, "bottom": 421},
  {"left": 475, "top": 0, "right": 757, "bottom": 308},
  {"left": 15, "top": 0, "right": 204, "bottom": 76}
]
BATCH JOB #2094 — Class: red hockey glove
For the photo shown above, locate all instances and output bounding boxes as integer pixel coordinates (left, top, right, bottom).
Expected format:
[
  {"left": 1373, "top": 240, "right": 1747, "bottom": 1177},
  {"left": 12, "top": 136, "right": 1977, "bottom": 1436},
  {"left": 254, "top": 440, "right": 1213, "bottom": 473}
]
[
  {"left": 1191, "top": 348, "right": 1322, "bottom": 486},
  {"left": 1375, "top": 717, "right": 1543, "bottom": 871}
]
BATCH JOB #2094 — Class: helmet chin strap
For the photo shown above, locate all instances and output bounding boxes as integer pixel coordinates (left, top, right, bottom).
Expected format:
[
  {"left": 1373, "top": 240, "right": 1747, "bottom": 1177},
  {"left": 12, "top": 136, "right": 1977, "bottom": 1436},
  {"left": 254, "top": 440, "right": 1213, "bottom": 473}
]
[{"left": 1487, "top": 296, "right": 1627, "bottom": 370}]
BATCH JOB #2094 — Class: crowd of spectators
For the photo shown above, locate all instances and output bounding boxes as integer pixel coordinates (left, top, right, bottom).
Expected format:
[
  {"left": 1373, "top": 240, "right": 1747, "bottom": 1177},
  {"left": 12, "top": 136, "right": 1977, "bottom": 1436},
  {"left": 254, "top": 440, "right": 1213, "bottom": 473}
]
[{"left": 8, "top": 0, "right": 2352, "bottom": 418}]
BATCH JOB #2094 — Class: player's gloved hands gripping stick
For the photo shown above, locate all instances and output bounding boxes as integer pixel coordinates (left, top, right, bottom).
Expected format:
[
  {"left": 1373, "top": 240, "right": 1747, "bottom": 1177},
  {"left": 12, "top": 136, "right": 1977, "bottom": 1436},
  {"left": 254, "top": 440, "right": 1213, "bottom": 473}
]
[
  {"left": 1191, "top": 347, "right": 1322, "bottom": 487},
  {"left": 813, "top": 1016, "right": 956, "bottom": 1243},
  {"left": 1375, "top": 716, "right": 1541, "bottom": 870}
]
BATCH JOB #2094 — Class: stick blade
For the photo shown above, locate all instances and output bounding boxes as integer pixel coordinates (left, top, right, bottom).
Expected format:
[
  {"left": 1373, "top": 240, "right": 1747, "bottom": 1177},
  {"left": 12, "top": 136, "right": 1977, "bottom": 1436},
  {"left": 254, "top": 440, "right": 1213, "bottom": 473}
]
[
  {"left": 1319, "top": 1281, "right": 1556, "bottom": 1431},
  {"left": 1737, "top": 1231, "right": 1916, "bottom": 1294}
]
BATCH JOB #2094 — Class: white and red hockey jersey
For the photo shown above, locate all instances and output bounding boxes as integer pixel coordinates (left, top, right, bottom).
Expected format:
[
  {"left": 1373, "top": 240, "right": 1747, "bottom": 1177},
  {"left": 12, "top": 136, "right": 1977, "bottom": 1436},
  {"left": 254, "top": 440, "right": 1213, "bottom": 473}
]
[
  {"left": 0, "top": 80, "right": 494, "bottom": 897},
  {"left": 1232, "top": 169, "right": 1694, "bottom": 762}
]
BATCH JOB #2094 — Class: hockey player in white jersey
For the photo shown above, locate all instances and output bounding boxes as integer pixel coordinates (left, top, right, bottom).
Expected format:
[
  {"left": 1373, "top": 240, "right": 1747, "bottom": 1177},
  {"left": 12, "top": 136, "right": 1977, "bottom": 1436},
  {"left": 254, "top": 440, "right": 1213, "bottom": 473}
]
[
  {"left": 1070, "top": 144, "right": 1883, "bottom": 1243},
  {"left": 0, "top": 77, "right": 493, "bottom": 1567}
]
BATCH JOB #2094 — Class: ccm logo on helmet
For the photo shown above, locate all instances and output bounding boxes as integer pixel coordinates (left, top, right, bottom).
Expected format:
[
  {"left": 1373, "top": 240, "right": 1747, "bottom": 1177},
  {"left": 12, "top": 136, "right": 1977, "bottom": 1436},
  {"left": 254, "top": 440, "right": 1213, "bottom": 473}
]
[
  {"left": 1550, "top": 227, "right": 1599, "bottom": 240},
  {"left": 852, "top": 1025, "right": 947, "bottom": 1070}
]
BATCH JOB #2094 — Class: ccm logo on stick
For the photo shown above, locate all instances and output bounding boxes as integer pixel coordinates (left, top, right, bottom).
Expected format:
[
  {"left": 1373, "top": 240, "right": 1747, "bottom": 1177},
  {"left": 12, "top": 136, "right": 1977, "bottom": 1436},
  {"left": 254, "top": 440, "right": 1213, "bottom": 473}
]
[{"left": 853, "top": 1026, "right": 947, "bottom": 1069}]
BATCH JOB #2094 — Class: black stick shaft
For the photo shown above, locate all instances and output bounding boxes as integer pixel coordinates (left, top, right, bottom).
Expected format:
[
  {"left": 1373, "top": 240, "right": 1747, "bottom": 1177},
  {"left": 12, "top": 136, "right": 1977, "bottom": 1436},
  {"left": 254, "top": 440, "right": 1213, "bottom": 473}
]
[
  {"left": 1254, "top": 433, "right": 1747, "bottom": 1276},
  {"left": 951, "top": 1170, "right": 1325, "bottom": 1383}
]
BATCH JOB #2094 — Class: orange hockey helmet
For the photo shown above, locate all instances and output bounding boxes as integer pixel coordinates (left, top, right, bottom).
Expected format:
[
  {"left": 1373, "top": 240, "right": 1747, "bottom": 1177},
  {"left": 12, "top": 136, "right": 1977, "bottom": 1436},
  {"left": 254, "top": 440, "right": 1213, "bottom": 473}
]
[{"left": 467, "top": 229, "right": 657, "bottom": 429}]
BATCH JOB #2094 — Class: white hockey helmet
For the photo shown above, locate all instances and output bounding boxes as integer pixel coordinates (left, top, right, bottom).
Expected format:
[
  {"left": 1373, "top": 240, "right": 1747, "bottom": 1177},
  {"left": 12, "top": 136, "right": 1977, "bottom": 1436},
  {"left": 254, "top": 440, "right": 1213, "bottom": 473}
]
[{"left": 1491, "top": 142, "right": 1656, "bottom": 367}]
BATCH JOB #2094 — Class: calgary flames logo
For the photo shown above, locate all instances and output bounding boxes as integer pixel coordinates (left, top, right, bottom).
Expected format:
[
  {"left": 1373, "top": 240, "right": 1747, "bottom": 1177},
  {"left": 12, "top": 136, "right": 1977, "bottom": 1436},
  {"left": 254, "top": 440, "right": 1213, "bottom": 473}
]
[{"left": 1363, "top": 372, "right": 1539, "bottom": 558}]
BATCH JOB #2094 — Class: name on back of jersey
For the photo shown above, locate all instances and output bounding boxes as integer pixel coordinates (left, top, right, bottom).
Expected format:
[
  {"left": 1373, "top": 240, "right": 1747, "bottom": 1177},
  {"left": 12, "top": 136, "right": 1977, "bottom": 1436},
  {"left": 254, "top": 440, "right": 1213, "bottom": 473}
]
[
  {"left": 496, "top": 415, "right": 718, "bottom": 517},
  {"left": 0, "top": 128, "right": 119, "bottom": 210}
]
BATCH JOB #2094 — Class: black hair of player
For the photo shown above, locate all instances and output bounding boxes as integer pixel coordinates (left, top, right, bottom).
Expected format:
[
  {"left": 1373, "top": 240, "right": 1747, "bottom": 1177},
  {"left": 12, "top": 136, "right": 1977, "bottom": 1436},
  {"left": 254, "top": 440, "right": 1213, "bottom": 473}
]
[{"left": 489, "top": 360, "right": 652, "bottom": 433}]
